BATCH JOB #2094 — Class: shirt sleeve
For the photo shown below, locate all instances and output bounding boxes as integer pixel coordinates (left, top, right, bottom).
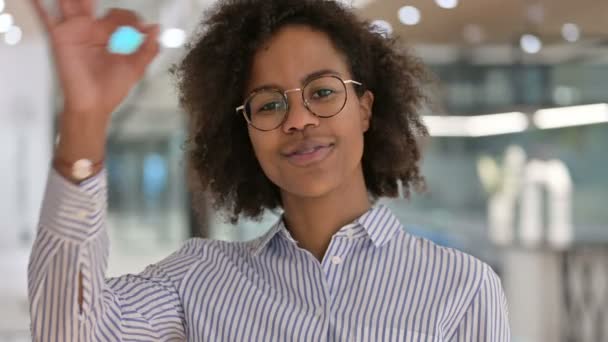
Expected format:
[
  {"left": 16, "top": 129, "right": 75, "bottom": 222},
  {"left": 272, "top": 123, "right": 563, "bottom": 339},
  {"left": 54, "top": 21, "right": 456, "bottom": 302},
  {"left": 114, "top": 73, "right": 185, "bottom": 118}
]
[
  {"left": 27, "top": 168, "right": 195, "bottom": 341},
  {"left": 447, "top": 264, "right": 512, "bottom": 341}
]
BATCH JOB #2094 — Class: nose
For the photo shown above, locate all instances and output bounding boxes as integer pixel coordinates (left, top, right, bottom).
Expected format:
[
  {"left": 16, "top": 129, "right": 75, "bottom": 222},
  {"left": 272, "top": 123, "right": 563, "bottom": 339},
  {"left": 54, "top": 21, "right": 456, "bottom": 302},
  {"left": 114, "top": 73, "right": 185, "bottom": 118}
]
[{"left": 281, "top": 90, "right": 320, "bottom": 133}]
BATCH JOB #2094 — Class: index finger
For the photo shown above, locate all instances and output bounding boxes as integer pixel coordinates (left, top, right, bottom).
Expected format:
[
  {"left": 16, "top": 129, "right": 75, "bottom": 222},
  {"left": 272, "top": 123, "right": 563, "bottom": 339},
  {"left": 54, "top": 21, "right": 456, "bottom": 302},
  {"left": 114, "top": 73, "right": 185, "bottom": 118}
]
[
  {"left": 30, "top": 0, "right": 56, "bottom": 29},
  {"left": 59, "top": 0, "right": 95, "bottom": 19}
]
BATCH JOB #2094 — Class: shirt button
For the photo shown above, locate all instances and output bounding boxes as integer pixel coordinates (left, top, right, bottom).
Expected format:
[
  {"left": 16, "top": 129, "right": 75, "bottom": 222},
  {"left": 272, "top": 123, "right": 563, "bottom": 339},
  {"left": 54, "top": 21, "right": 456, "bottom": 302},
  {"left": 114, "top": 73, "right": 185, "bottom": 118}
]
[
  {"left": 77, "top": 210, "right": 88, "bottom": 219},
  {"left": 346, "top": 229, "right": 355, "bottom": 239},
  {"left": 315, "top": 307, "right": 324, "bottom": 318},
  {"left": 331, "top": 256, "right": 343, "bottom": 265}
]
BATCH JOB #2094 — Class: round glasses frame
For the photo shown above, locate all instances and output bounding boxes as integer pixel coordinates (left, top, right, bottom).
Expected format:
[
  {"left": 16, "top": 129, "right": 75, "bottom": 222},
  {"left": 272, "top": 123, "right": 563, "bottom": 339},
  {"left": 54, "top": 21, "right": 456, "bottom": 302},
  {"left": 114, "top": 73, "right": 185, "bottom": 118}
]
[{"left": 235, "top": 75, "right": 362, "bottom": 131}]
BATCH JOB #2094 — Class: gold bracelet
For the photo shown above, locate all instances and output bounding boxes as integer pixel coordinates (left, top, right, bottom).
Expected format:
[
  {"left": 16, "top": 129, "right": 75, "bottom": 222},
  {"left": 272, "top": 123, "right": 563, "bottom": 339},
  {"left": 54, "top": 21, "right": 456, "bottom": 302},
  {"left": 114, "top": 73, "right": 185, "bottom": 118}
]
[{"left": 53, "top": 157, "right": 105, "bottom": 181}]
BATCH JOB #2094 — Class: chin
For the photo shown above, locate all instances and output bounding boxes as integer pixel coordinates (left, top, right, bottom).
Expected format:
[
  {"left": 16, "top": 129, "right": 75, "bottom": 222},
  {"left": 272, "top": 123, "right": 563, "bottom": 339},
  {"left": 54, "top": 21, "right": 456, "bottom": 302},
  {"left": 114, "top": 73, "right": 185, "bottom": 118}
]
[{"left": 281, "top": 178, "right": 339, "bottom": 199}]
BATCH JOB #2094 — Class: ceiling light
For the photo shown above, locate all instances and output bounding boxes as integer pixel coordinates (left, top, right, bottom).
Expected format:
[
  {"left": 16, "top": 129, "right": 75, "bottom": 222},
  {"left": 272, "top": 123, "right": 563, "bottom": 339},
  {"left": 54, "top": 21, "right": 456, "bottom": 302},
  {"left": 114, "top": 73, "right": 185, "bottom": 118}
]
[
  {"left": 160, "top": 28, "right": 186, "bottom": 48},
  {"left": 424, "top": 112, "right": 529, "bottom": 137},
  {"left": 561, "top": 23, "right": 580, "bottom": 42},
  {"left": 534, "top": 104, "right": 608, "bottom": 129},
  {"left": 398, "top": 6, "right": 421, "bottom": 26},
  {"left": 520, "top": 34, "right": 542, "bottom": 54},
  {"left": 435, "top": 0, "right": 458, "bottom": 9}
]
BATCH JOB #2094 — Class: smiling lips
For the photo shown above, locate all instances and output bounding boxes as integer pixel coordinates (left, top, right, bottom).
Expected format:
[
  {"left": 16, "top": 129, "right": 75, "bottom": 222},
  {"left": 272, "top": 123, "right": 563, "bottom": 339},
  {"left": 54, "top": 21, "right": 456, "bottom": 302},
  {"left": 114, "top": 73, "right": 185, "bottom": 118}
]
[{"left": 282, "top": 140, "right": 335, "bottom": 167}]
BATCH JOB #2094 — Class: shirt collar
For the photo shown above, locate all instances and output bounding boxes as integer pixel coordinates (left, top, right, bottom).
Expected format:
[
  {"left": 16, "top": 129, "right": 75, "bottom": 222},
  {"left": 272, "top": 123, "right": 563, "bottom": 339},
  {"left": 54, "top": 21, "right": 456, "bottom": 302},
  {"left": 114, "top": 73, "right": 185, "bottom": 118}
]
[{"left": 248, "top": 204, "right": 403, "bottom": 256}]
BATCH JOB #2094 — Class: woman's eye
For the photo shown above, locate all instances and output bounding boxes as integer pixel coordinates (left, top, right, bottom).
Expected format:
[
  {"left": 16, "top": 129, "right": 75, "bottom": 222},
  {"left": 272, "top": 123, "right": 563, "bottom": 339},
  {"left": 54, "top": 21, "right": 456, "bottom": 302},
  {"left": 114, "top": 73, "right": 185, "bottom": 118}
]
[
  {"left": 312, "top": 89, "right": 334, "bottom": 99},
  {"left": 259, "top": 101, "right": 283, "bottom": 112}
]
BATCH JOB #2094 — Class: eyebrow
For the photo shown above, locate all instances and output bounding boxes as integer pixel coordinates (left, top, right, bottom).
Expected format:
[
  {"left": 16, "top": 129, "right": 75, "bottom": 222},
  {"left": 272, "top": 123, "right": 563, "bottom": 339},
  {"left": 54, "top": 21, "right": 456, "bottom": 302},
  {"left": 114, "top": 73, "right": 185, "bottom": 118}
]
[{"left": 249, "top": 69, "right": 343, "bottom": 94}]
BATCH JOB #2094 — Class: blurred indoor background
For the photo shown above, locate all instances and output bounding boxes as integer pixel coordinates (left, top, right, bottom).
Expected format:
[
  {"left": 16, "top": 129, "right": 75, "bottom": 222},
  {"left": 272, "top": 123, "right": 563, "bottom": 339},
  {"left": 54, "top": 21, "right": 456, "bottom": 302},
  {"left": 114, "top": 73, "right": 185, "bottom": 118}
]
[{"left": 0, "top": 0, "right": 606, "bottom": 341}]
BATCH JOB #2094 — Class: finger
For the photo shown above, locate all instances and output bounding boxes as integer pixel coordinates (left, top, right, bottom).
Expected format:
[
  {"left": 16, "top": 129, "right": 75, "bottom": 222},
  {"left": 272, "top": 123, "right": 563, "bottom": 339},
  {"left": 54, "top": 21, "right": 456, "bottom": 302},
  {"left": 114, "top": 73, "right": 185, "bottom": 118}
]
[
  {"left": 80, "top": 0, "right": 95, "bottom": 17},
  {"left": 30, "top": 0, "right": 56, "bottom": 29},
  {"left": 97, "top": 8, "right": 145, "bottom": 39},
  {"left": 59, "top": 0, "right": 91, "bottom": 19},
  {"left": 101, "top": 8, "right": 142, "bottom": 28},
  {"left": 130, "top": 24, "right": 161, "bottom": 76}
]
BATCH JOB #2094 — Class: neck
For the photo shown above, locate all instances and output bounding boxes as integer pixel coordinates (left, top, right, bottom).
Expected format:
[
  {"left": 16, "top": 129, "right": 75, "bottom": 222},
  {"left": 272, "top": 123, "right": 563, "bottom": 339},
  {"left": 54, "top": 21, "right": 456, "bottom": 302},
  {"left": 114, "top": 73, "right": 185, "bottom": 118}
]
[{"left": 280, "top": 166, "right": 371, "bottom": 262}]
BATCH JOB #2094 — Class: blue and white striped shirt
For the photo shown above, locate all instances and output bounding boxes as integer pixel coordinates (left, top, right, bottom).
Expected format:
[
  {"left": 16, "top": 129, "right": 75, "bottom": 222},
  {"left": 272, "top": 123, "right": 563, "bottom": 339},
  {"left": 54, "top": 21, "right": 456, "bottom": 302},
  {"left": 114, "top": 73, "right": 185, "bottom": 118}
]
[{"left": 28, "top": 168, "right": 510, "bottom": 341}]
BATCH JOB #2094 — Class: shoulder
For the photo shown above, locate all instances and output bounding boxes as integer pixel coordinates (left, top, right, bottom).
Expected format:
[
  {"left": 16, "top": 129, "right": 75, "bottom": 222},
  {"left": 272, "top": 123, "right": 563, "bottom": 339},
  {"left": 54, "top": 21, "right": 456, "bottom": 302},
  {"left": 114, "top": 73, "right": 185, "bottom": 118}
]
[
  {"left": 169, "top": 237, "right": 253, "bottom": 260},
  {"left": 398, "top": 230, "right": 489, "bottom": 268},
  {"left": 397, "top": 232, "right": 507, "bottom": 328},
  {"left": 397, "top": 231, "right": 501, "bottom": 303},
  {"left": 128, "top": 238, "right": 252, "bottom": 282}
]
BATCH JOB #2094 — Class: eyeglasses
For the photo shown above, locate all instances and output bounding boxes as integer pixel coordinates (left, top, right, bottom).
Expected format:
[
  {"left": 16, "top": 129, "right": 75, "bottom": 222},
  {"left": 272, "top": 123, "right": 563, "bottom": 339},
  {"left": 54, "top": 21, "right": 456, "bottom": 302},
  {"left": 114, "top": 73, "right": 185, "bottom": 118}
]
[{"left": 236, "top": 75, "right": 362, "bottom": 131}]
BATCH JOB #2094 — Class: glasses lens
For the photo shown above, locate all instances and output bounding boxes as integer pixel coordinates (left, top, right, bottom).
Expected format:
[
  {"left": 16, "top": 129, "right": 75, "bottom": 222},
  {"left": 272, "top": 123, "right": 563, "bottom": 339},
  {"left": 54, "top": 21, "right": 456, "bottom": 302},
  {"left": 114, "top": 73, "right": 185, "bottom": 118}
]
[
  {"left": 245, "top": 90, "right": 287, "bottom": 130},
  {"left": 303, "top": 76, "right": 347, "bottom": 117}
]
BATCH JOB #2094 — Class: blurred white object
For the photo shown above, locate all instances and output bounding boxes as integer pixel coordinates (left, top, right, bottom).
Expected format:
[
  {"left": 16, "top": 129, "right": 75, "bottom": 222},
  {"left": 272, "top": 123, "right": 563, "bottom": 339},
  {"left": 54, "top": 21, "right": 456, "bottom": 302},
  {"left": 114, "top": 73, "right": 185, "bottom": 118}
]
[
  {"left": 424, "top": 112, "right": 529, "bottom": 137},
  {"left": 519, "top": 160, "right": 573, "bottom": 248},
  {"left": 481, "top": 146, "right": 527, "bottom": 245},
  {"left": 4, "top": 25, "right": 22, "bottom": 45},
  {"left": 552, "top": 86, "right": 581, "bottom": 106},
  {"left": 160, "top": 28, "right": 186, "bottom": 48},
  {"left": 0, "top": 13, "right": 13, "bottom": 33},
  {"left": 481, "top": 146, "right": 573, "bottom": 249},
  {"left": 477, "top": 155, "right": 501, "bottom": 193},
  {"left": 562, "top": 23, "right": 581, "bottom": 42},
  {"left": 398, "top": 6, "right": 421, "bottom": 26},
  {"left": 520, "top": 33, "right": 542, "bottom": 54},
  {"left": 335, "top": 0, "right": 376, "bottom": 7},
  {"left": 370, "top": 19, "right": 392, "bottom": 37},
  {"left": 0, "top": 0, "right": 5, "bottom": 13},
  {"left": 435, "top": 0, "right": 458, "bottom": 9},
  {"left": 534, "top": 103, "right": 608, "bottom": 129}
]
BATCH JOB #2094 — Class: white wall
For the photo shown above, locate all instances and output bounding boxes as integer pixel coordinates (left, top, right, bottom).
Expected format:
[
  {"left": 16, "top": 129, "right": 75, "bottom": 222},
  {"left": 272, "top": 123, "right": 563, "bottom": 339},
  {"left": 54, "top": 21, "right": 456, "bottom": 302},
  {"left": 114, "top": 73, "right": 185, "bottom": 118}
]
[
  {"left": 0, "top": 40, "right": 53, "bottom": 249},
  {"left": 0, "top": 38, "right": 53, "bottom": 336}
]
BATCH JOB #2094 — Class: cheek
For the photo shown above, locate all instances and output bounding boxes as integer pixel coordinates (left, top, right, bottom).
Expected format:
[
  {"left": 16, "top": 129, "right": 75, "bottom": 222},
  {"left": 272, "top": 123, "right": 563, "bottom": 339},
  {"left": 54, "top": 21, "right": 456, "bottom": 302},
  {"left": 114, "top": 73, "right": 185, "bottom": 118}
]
[
  {"left": 248, "top": 131, "right": 265, "bottom": 161},
  {"left": 341, "top": 104, "right": 367, "bottom": 146},
  {"left": 343, "top": 115, "right": 367, "bottom": 165},
  {"left": 248, "top": 130, "right": 280, "bottom": 176},
  {"left": 345, "top": 130, "right": 365, "bottom": 165}
]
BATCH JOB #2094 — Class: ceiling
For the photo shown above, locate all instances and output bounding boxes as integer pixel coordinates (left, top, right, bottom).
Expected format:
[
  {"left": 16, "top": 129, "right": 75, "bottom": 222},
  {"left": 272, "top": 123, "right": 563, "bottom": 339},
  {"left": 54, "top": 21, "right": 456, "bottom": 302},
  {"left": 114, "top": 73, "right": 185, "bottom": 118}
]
[
  {"left": 358, "top": 0, "right": 608, "bottom": 45},
  {"left": 352, "top": 0, "right": 608, "bottom": 64},
  {"left": 7, "top": 0, "right": 608, "bottom": 53}
]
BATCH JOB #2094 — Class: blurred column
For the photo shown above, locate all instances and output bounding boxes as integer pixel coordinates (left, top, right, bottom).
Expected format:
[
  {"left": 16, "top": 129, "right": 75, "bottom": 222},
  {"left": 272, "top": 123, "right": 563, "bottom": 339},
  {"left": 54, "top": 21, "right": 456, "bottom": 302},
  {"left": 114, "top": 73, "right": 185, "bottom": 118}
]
[
  {"left": 484, "top": 146, "right": 574, "bottom": 341},
  {"left": 503, "top": 248, "right": 563, "bottom": 342}
]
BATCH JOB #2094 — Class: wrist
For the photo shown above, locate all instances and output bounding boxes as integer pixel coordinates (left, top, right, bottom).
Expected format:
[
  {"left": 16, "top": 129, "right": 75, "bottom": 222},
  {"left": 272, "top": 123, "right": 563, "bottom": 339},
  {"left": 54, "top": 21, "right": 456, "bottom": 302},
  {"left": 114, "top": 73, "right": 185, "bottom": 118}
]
[
  {"left": 56, "top": 113, "right": 109, "bottom": 162},
  {"left": 52, "top": 156, "right": 105, "bottom": 183},
  {"left": 54, "top": 112, "right": 108, "bottom": 183}
]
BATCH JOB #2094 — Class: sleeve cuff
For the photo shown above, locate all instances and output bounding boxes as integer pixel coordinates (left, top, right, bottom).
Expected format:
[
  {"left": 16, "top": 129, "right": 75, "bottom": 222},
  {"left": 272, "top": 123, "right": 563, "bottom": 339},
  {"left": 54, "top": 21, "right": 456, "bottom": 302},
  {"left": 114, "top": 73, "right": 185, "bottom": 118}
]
[{"left": 38, "top": 167, "right": 108, "bottom": 243}]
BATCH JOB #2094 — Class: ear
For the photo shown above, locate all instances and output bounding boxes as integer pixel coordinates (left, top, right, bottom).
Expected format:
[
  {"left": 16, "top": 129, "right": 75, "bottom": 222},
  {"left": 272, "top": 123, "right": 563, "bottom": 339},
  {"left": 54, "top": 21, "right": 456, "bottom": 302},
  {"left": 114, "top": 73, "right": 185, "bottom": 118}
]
[{"left": 358, "top": 90, "right": 374, "bottom": 133}]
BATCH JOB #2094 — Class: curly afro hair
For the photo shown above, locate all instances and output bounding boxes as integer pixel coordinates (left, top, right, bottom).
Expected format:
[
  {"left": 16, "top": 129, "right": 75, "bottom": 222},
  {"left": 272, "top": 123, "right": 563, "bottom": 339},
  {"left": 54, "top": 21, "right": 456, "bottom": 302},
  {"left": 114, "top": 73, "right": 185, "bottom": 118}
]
[{"left": 172, "top": 0, "right": 429, "bottom": 224}]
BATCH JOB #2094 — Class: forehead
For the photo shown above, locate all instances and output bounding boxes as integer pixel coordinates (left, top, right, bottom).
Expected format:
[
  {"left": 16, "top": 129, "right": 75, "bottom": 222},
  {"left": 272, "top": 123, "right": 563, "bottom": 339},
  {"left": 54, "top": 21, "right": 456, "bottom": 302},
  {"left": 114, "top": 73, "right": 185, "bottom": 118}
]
[{"left": 247, "top": 25, "right": 351, "bottom": 92}]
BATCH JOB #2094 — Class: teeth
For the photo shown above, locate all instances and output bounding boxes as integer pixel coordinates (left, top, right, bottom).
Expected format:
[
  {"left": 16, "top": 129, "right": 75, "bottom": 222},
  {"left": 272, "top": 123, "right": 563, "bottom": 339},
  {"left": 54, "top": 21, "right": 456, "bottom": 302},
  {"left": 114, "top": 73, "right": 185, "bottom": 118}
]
[
  {"left": 294, "top": 145, "right": 327, "bottom": 155},
  {"left": 296, "top": 148, "right": 317, "bottom": 154}
]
